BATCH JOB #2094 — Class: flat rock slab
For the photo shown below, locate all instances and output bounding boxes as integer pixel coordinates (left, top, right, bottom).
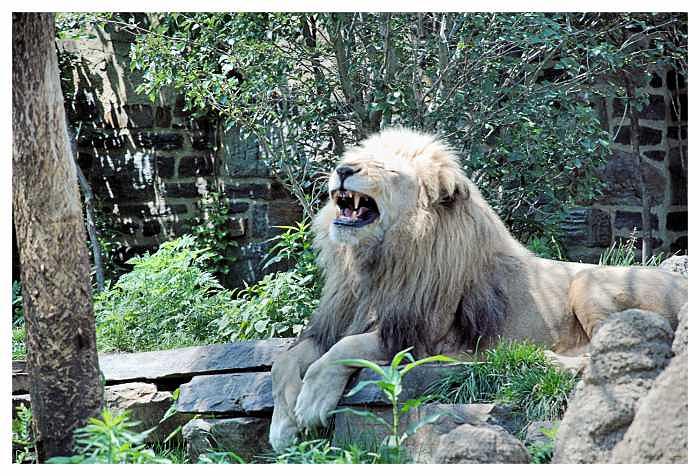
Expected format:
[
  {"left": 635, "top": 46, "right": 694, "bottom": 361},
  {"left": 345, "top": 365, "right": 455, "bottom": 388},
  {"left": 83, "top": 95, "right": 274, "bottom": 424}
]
[
  {"left": 177, "top": 364, "right": 457, "bottom": 415},
  {"left": 178, "top": 372, "right": 274, "bottom": 414},
  {"left": 98, "top": 338, "right": 294, "bottom": 383}
]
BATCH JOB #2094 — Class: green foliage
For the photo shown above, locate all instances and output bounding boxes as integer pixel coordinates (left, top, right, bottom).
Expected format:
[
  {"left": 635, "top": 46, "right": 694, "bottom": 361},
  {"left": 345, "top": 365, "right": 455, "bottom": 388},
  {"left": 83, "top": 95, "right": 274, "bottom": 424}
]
[
  {"left": 429, "top": 341, "right": 578, "bottom": 422},
  {"left": 47, "top": 409, "right": 171, "bottom": 464},
  {"left": 12, "top": 326, "right": 26, "bottom": 360},
  {"left": 526, "top": 424, "right": 559, "bottom": 464},
  {"left": 12, "top": 280, "right": 26, "bottom": 359},
  {"left": 197, "top": 450, "right": 246, "bottom": 464},
  {"left": 189, "top": 192, "right": 238, "bottom": 278},
  {"left": 332, "top": 347, "right": 455, "bottom": 462},
  {"left": 12, "top": 404, "right": 36, "bottom": 464},
  {"left": 12, "top": 280, "right": 23, "bottom": 326},
  {"left": 213, "top": 221, "right": 321, "bottom": 340},
  {"left": 269, "top": 438, "right": 385, "bottom": 464},
  {"left": 527, "top": 236, "right": 565, "bottom": 260},
  {"left": 125, "top": 13, "right": 684, "bottom": 239},
  {"left": 94, "top": 235, "right": 234, "bottom": 352},
  {"left": 598, "top": 230, "right": 667, "bottom": 267}
]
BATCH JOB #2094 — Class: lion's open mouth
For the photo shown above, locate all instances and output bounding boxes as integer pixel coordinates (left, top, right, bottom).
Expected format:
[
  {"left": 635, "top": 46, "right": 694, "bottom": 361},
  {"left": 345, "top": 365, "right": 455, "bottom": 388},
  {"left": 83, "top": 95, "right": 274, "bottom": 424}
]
[{"left": 332, "top": 190, "right": 380, "bottom": 227}]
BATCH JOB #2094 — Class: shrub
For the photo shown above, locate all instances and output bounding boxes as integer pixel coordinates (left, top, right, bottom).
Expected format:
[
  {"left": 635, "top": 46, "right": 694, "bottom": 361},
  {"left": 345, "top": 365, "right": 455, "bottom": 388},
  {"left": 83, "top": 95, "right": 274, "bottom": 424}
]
[
  {"left": 47, "top": 409, "right": 171, "bottom": 464},
  {"left": 526, "top": 423, "right": 559, "bottom": 464},
  {"left": 428, "top": 341, "right": 578, "bottom": 422},
  {"left": 269, "top": 439, "right": 384, "bottom": 464},
  {"left": 12, "top": 404, "right": 36, "bottom": 464},
  {"left": 94, "top": 235, "right": 233, "bottom": 352},
  {"left": 213, "top": 221, "right": 321, "bottom": 340},
  {"left": 189, "top": 192, "right": 238, "bottom": 279}
]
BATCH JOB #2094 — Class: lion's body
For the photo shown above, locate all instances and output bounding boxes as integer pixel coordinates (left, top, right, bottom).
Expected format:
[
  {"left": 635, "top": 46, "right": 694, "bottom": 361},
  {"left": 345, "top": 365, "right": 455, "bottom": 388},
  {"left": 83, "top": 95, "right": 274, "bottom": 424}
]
[{"left": 269, "top": 128, "right": 688, "bottom": 450}]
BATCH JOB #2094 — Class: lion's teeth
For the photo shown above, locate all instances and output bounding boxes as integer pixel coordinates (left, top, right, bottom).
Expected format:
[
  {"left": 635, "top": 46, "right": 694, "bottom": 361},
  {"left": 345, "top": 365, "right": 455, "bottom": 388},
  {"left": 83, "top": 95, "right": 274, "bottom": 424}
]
[
  {"left": 351, "top": 210, "right": 358, "bottom": 220},
  {"left": 353, "top": 193, "right": 360, "bottom": 210}
]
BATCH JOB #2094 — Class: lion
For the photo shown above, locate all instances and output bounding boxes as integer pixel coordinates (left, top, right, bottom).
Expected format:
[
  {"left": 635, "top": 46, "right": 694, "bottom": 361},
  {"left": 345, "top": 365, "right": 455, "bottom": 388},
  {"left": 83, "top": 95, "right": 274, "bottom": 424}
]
[{"left": 269, "top": 128, "right": 688, "bottom": 451}]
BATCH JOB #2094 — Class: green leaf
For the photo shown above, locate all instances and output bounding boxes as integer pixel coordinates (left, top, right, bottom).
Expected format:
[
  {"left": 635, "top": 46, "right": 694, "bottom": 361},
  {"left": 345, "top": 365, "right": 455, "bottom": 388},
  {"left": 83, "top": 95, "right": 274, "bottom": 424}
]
[
  {"left": 404, "top": 412, "right": 447, "bottom": 437},
  {"left": 333, "top": 358, "right": 386, "bottom": 378}
]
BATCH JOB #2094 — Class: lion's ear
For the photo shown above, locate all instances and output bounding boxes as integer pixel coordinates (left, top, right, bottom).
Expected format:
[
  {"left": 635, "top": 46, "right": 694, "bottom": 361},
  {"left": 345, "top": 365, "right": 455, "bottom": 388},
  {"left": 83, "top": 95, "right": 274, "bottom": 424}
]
[{"left": 438, "top": 174, "right": 470, "bottom": 207}]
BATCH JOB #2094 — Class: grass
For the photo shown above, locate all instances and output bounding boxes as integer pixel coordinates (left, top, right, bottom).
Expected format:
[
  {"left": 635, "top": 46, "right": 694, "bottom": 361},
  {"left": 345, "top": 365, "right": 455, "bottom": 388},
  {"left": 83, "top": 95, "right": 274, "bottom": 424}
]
[
  {"left": 598, "top": 230, "right": 668, "bottom": 267},
  {"left": 428, "top": 341, "right": 578, "bottom": 422}
]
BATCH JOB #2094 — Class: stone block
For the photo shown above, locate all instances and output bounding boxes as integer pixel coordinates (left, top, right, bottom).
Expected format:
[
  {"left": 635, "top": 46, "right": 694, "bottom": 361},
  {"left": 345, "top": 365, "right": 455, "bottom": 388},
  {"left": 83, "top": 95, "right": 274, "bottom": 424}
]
[
  {"left": 178, "top": 155, "right": 215, "bottom": 177},
  {"left": 123, "top": 104, "right": 154, "bottom": 128},
  {"left": 224, "top": 182, "right": 273, "bottom": 200},
  {"left": 104, "top": 382, "right": 189, "bottom": 443},
  {"left": 614, "top": 211, "right": 658, "bottom": 231},
  {"left": 666, "top": 211, "right": 687, "bottom": 232},
  {"left": 163, "top": 182, "right": 202, "bottom": 198},
  {"left": 154, "top": 107, "right": 172, "bottom": 127},
  {"left": 155, "top": 154, "right": 176, "bottom": 178},
  {"left": 433, "top": 423, "right": 530, "bottom": 464},
  {"left": 668, "top": 147, "right": 687, "bottom": 206},
  {"left": 98, "top": 338, "right": 294, "bottom": 383},
  {"left": 598, "top": 151, "right": 666, "bottom": 206},
  {"left": 135, "top": 131, "right": 184, "bottom": 151},
  {"left": 182, "top": 417, "right": 271, "bottom": 463},
  {"left": 77, "top": 129, "right": 125, "bottom": 150}
]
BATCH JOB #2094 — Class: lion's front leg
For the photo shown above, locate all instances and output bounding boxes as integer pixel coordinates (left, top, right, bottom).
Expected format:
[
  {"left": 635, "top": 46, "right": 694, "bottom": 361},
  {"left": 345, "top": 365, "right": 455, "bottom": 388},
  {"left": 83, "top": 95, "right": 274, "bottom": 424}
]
[
  {"left": 294, "top": 331, "right": 387, "bottom": 430},
  {"left": 270, "top": 338, "right": 322, "bottom": 451}
]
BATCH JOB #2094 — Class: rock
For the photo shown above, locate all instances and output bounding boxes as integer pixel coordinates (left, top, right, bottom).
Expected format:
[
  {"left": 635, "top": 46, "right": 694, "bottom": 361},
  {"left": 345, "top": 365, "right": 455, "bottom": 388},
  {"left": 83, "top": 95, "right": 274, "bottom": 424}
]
[
  {"left": 178, "top": 372, "right": 274, "bottom": 414},
  {"left": 552, "top": 310, "right": 673, "bottom": 464},
  {"left": 610, "top": 352, "right": 687, "bottom": 463},
  {"left": 659, "top": 255, "right": 688, "bottom": 277},
  {"left": 672, "top": 303, "right": 688, "bottom": 356},
  {"left": 98, "top": 338, "right": 294, "bottom": 383},
  {"left": 182, "top": 417, "right": 271, "bottom": 463},
  {"left": 433, "top": 423, "right": 530, "bottom": 464},
  {"left": 104, "top": 382, "right": 189, "bottom": 442},
  {"left": 177, "top": 364, "right": 458, "bottom": 416},
  {"left": 333, "top": 403, "right": 522, "bottom": 463}
]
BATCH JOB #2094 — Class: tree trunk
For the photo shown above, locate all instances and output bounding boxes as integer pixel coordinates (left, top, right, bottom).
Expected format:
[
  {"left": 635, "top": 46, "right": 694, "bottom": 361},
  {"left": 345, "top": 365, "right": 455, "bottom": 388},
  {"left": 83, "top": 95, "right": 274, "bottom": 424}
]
[
  {"left": 624, "top": 73, "right": 652, "bottom": 263},
  {"left": 12, "top": 12, "right": 103, "bottom": 461}
]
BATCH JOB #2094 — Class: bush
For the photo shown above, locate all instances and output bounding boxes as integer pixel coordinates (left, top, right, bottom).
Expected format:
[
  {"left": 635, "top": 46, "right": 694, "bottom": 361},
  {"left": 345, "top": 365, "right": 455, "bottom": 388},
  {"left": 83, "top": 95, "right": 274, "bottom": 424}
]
[
  {"left": 269, "top": 439, "right": 385, "bottom": 464},
  {"left": 213, "top": 221, "right": 321, "bottom": 340},
  {"left": 598, "top": 230, "right": 667, "bottom": 267},
  {"left": 12, "top": 404, "right": 36, "bottom": 464},
  {"left": 429, "top": 341, "right": 578, "bottom": 422},
  {"left": 47, "top": 409, "right": 171, "bottom": 464},
  {"left": 94, "top": 235, "right": 234, "bottom": 352}
]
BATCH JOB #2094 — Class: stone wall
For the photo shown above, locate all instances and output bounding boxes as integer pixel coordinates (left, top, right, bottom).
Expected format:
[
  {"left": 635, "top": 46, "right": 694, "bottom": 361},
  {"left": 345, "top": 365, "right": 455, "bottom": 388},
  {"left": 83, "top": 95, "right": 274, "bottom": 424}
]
[
  {"left": 58, "top": 21, "right": 300, "bottom": 287},
  {"left": 562, "top": 69, "right": 688, "bottom": 262}
]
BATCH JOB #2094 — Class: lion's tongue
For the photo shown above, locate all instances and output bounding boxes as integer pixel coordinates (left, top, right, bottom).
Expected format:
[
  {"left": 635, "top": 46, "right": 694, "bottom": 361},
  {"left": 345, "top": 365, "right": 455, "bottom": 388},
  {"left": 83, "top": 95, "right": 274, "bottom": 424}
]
[
  {"left": 342, "top": 208, "right": 353, "bottom": 218},
  {"left": 357, "top": 206, "right": 369, "bottom": 218}
]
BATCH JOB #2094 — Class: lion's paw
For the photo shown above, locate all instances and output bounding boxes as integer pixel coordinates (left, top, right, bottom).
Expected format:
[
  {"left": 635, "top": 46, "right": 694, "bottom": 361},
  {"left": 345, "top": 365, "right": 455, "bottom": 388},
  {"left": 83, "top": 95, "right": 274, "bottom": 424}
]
[
  {"left": 269, "top": 412, "right": 299, "bottom": 452},
  {"left": 293, "top": 359, "right": 348, "bottom": 430}
]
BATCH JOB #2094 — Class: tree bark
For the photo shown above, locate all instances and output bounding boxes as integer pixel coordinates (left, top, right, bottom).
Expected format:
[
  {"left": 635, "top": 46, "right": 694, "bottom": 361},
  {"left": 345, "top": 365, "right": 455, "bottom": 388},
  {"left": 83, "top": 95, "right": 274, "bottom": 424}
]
[{"left": 12, "top": 12, "right": 103, "bottom": 461}]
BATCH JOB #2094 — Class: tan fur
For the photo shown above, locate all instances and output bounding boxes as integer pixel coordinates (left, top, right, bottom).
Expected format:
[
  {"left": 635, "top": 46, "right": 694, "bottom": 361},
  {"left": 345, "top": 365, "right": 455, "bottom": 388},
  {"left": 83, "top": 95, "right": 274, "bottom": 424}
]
[{"left": 269, "top": 128, "right": 688, "bottom": 451}]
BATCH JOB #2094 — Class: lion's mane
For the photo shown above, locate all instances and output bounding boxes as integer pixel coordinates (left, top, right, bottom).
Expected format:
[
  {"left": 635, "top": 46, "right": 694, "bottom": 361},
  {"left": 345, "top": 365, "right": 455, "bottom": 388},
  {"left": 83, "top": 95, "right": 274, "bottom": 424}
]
[{"left": 301, "top": 130, "right": 531, "bottom": 356}]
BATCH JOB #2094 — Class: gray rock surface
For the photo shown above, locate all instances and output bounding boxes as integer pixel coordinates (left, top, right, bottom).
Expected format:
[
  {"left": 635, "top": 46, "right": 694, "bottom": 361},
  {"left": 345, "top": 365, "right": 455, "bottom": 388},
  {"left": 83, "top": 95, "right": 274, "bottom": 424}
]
[
  {"left": 104, "top": 382, "right": 189, "bottom": 442},
  {"left": 659, "top": 255, "right": 688, "bottom": 277},
  {"left": 99, "top": 338, "right": 294, "bottom": 383},
  {"left": 433, "top": 423, "right": 530, "bottom": 464},
  {"left": 552, "top": 309, "right": 673, "bottom": 464},
  {"left": 182, "top": 417, "right": 271, "bottom": 462},
  {"left": 610, "top": 352, "right": 687, "bottom": 463},
  {"left": 672, "top": 303, "right": 688, "bottom": 356},
  {"left": 333, "top": 403, "right": 522, "bottom": 463},
  {"left": 177, "top": 365, "right": 457, "bottom": 415}
]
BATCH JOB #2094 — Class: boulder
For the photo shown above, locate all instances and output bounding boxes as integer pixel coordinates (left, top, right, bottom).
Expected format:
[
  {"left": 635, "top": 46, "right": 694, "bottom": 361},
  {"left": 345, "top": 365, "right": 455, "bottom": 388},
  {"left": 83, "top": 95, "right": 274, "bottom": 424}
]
[
  {"left": 104, "top": 382, "right": 189, "bottom": 442},
  {"left": 659, "top": 255, "right": 688, "bottom": 277},
  {"left": 672, "top": 303, "right": 688, "bottom": 356},
  {"left": 333, "top": 403, "right": 522, "bottom": 463},
  {"left": 432, "top": 423, "right": 530, "bottom": 464},
  {"left": 182, "top": 417, "right": 271, "bottom": 463},
  {"left": 610, "top": 352, "right": 687, "bottom": 463},
  {"left": 552, "top": 310, "right": 673, "bottom": 464}
]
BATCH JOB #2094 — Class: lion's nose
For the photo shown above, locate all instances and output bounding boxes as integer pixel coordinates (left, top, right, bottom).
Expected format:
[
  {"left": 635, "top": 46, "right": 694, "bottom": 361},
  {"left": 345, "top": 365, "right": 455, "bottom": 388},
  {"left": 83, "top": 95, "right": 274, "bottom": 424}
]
[{"left": 336, "top": 166, "right": 360, "bottom": 185}]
